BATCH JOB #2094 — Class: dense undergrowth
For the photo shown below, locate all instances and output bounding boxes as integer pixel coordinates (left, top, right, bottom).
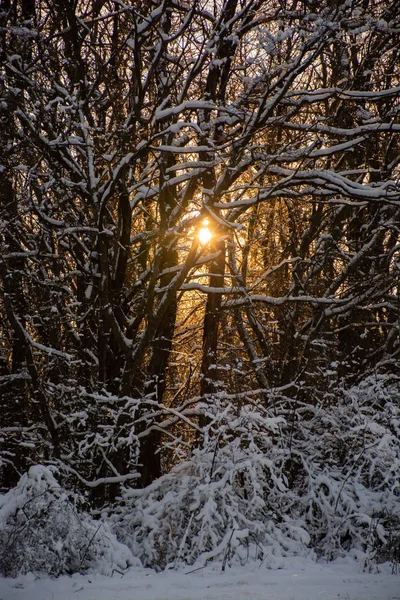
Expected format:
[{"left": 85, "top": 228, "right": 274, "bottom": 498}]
[{"left": 1, "top": 377, "right": 399, "bottom": 577}]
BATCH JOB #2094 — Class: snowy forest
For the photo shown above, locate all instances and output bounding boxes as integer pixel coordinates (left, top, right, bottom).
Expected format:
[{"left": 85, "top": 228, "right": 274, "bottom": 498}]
[{"left": 1, "top": 0, "right": 400, "bottom": 579}]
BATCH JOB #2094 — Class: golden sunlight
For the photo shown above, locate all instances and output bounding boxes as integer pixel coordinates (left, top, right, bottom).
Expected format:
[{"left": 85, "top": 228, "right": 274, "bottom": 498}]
[{"left": 198, "top": 219, "right": 212, "bottom": 245}]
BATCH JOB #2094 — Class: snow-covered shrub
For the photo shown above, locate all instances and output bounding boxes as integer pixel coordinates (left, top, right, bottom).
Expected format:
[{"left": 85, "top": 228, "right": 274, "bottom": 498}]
[
  {"left": 284, "top": 376, "right": 400, "bottom": 565},
  {"left": 0, "top": 465, "right": 134, "bottom": 577},
  {"left": 112, "top": 376, "right": 400, "bottom": 570},
  {"left": 112, "top": 407, "right": 312, "bottom": 570}
]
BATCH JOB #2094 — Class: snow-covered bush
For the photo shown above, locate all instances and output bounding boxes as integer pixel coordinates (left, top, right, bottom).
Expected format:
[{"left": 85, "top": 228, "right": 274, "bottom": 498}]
[
  {"left": 293, "top": 376, "right": 400, "bottom": 565},
  {"left": 0, "top": 465, "right": 134, "bottom": 577},
  {"left": 112, "top": 407, "right": 312, "bottom": 570},
  {"left": 112, "top": 376, "right": 400, "bottom": 570}
]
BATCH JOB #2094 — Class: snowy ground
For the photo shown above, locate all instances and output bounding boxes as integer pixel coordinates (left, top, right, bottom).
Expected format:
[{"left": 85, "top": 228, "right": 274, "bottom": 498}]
[{"left": 0, "top": 558, "right": 399, "bottom": 600}]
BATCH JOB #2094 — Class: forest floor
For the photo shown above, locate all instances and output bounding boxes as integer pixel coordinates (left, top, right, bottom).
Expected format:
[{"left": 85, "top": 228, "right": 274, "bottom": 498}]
[{"left": 0, "top": 557, "right": 399, "bottom": 600}]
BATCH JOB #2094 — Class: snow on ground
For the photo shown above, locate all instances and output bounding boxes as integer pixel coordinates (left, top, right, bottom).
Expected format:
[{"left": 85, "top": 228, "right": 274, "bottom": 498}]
[{"left": 0, "top": 557, "right": 399, "bottom": 600}]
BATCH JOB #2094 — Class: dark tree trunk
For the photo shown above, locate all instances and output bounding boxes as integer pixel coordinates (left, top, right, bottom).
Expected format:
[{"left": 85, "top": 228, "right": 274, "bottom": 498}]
[{"left": 200, "top": 235, "right": 226, "bottom": 429}]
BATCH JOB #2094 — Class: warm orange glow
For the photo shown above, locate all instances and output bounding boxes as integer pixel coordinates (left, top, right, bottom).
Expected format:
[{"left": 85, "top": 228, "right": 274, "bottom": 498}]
[{"left": 198, "top": 219, "right": 212, "bottom": 244}]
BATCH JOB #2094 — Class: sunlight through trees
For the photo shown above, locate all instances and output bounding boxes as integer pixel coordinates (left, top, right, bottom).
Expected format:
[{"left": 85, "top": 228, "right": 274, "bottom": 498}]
[{"left": 0, "top": 0, "right": 399, "bottom": 572}]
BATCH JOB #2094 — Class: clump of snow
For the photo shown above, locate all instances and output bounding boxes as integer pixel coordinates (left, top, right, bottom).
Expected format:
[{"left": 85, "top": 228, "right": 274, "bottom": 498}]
[{"left": 0, "top": 465, "right": 134, "bottom": 578}]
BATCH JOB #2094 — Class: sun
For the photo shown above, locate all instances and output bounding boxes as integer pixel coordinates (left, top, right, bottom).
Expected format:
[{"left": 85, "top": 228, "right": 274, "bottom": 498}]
[{"left": 198, "top": 219, "right": 212, "bottom": 244}]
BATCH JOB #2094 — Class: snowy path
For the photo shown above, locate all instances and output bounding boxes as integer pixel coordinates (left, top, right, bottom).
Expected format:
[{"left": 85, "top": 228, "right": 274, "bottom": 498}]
[{"left": 0, "top": 558, "right": 399, "bottom": 600}]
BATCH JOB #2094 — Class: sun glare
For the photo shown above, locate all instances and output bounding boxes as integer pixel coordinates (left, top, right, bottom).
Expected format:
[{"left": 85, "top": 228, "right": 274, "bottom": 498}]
[{"left": 198, "top": 219, "right": 212, "bottom": 244}]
